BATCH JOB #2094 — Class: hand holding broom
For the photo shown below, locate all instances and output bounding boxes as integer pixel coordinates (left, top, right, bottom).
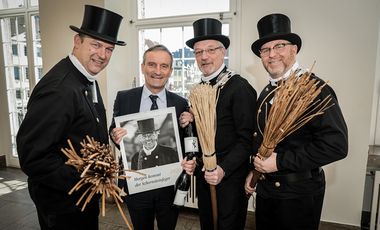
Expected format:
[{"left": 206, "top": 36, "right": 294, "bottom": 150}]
[
  {"left": 61, "top": 135, "right": 137, "bottom": 230},
  {"left": 248, "top": 67, "right": 334, "bottom": 191},
  {"left": 189, "top": 83, "right": 219, "bottom": 230}
]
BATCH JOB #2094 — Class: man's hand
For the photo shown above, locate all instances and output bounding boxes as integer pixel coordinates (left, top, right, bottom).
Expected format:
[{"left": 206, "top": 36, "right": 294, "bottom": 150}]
[
  {"left": 245, "top": 171, "right": 255, "bottom": 195},
  {"left": 179, "top": 111, "right": 194, "bottom": 128},
  {"left": 253, "top": 152, "right": 278, "bottom": 173},
  {"left": 110, "top": 127, "right": 127, "bottom": 145},
  {"left": 204, "top": 165, "right": 224, "bottom": 185},
  {"left": 181, "top": 156, "right": 196, "bottom": 175}
]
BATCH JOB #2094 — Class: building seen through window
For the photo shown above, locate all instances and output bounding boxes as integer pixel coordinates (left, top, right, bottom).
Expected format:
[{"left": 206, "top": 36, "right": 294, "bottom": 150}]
[{"left": 0, "top": 0, "right": 41, "bottom": 156}]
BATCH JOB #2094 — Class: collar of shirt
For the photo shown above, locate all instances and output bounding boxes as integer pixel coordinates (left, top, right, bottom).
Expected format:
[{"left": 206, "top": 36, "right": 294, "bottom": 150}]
[
  {"left": 69, "top": 54, "right": 99, "bottom": 81},
  {"left": 69, "top": 54, "right": 98, "bottom": 103},
  {"left": 201, "top": 63, "right": 226, "bottom": 83},
  {"left": 143, "top": 142, "right": 157, "bottom": 156},
  {"left": 139, "top": 85, "right": 167, "bottom": 112},
  {"left": 268, "top": 61, "right": 299, "bottom": 86}
]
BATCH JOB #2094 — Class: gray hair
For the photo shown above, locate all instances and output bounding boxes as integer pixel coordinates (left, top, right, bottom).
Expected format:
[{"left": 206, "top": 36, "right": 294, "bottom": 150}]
[{"left": 142, "top": 44, "right": 173, "bottom": 67}]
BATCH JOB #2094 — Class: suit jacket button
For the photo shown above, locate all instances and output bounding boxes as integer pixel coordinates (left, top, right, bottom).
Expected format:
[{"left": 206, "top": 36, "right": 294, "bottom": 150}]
[
  {"left": 155, "top": 155, "right": 158, "bottom": 159},
  {"left": 275, "top": 181, "right": 281, "bottom": 187}
]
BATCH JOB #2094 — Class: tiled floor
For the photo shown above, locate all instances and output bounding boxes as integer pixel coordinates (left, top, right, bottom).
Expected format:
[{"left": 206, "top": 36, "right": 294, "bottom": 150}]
[{"left": 0, "top": 167, "right": 358, "bottom": 230}]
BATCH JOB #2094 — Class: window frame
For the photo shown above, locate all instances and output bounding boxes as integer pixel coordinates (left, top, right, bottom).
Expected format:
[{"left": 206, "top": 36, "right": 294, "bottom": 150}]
[
  {"left": 0, "top": 0, "right": 39, "bottom": 166},
  {"left": 128, "top": 0, "right": 241, "bottom": 90}
]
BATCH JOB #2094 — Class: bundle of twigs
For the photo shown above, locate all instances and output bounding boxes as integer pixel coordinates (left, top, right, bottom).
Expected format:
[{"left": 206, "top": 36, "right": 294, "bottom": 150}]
[
  {"left": 61, "top": 135, "right": 132, "bottom": 230},
  {"left": 249, "top": 69, "right": 334, "bottom": 188},
  {"left": 189, "top": 83, "right": 218, "bottom": 230}
]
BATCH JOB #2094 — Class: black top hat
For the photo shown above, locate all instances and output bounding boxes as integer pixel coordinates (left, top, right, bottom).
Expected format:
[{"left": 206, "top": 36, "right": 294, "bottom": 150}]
[
  {"left": 136, "top": 118, "right": 159, "bottom": 135},
  {"left": 70, "top": 5, "right": 126, "bottom": 46},
  {"left": 251, "top": 13, "right": 301, "bottom": 57},
  {"left": 186, "top": 18, "right": 230, "bottom": 49}
]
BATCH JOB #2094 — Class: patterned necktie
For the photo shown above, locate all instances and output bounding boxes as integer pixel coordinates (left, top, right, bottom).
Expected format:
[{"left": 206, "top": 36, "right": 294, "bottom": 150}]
[{"left": 149, "top": 95, "right": 158, "bottom": 110}]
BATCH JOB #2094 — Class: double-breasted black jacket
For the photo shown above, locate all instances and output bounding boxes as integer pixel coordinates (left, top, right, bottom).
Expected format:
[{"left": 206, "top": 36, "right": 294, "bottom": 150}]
[
  {"left": 195, "top": 68, "right": 257, "bottom": 230},
  {"left": 197, "top": 70, "right": 258, "bottom": 179},
  {"left": 16, "top": 57, "right": 108, "bottom": 213},
  {"left": 254, "top": 74, "right": 348, "bottom": 199},
  {"left": 131, "top": 144, "right": 179, "bottom": 170}
]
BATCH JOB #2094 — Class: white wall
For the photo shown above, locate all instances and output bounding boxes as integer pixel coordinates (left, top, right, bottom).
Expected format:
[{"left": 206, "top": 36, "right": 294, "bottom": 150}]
[
  {"left": 39, "top": 0, "right": 109, "bottom": 106},
  {"left": 239, "top": 0, "right": 380, "bottom": 226},
  {"left": 370, "top": 22, "right": 380, "bottom": 146},
  {"left": 37, "top": 0, "right": 380, "bottom": 227},
  {"left": 0, "top": 37, "right": 12, "bottom": 166}
]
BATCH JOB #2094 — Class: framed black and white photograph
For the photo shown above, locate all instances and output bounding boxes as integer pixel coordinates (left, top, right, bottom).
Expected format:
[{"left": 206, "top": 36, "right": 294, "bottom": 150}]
[{"left": 114, "top": 107, "right": 183, "bottom": 194}]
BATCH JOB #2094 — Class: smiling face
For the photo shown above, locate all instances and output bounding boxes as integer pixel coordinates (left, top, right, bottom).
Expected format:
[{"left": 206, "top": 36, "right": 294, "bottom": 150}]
[
  {"left": 141, "top": 50, "right": 173, "bottom": 94},
  {"left": 140, "top": 132, "right": 159, "bottom": 150},
  {"left": 259, "top": 39, "right": 297, "bottom": 79},
  {"left": 72, "top": 34, "right": 115, "bottom": 76},
  {"left": 193, "top": 39, "right": 226, "bottom": 77}
]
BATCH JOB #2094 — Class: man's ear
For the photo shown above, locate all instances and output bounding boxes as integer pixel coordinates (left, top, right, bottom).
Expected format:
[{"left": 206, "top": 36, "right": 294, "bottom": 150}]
[{"left": 73, "top": 34, "right": 82, "bottom": 48}]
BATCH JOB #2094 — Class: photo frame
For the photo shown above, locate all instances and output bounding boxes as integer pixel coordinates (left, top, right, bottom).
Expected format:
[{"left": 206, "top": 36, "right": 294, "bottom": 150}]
[{"left": 114, "top": 107, "right": 183, "bottom": 194}]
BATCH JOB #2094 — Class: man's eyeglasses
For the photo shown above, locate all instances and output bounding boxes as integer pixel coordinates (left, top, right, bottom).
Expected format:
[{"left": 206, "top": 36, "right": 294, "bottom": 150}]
[
  {"left": 193, "top": 46, "right": 223, "bottom": 57},
  {"left": 259, "top": 43, "right": 293, "bottom": 57}
]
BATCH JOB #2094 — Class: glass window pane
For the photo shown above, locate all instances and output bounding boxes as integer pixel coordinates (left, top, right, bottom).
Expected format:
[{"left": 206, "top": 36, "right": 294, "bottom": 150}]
[
  {"left": 31, "top": 15, "right": 42, "bottom": 82},
  {"left": 138, "top": 24, "right": 229, "bottom": 98},
  {"left": 0, "top": 0, "right": 24, "bottom": 10},
  {"left": 29, "top": 0, "right": 38, "bottom": 6},
  {"left": 138, "top": 0, "right": 229, "bottom": 19},
  {"left": 31, "top": 14, "right": 40, "bottom": 40},
  {"left": 34, "top": 67, "right": 42, "bottom": 81},
  {"left": 17, "top": 17, "right": 26, "bottom": 40}
]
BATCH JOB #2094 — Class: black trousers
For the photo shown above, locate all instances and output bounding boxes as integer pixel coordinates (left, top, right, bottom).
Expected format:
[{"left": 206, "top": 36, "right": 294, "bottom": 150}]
[
  {"left": 255, "top": 191, "right": 325, "bottom": 230},
  {"left": 126, "top": 186, "right": 179, "bottom": 230},
  {"left": 35, "top": 204, "right": 99, "bottom": 230},
  {"left": 197, "top": 176, "right": 248, "bottom": 230}
]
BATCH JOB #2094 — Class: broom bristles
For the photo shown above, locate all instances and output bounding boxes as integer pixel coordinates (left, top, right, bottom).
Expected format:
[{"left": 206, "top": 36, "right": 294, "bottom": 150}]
[
  {"left": 250, "top": 68, "right": 333, "bottom": 188},
  {"left": 258, "top": 70, "right": 331, "bottom": 158},
  {"left": 189, "top": 84, "right": 218, "bottom": 171}
]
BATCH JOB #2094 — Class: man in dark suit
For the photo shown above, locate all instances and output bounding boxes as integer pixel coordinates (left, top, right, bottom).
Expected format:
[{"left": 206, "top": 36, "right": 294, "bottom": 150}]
[
  {"left": 16, "top": 5, "right": 125, "bottom": 230},
  {"left": 131, "top": 118, "right": 179, "bottom": 170},
  {"left": 245, "top": 13, "right": 348, "bottom": 230},
  {"left": 109, "top": 44, "right": 195, "bottom": 230},
  {"left": 181, "top": 18, "right": 257, "bottom": 230}
]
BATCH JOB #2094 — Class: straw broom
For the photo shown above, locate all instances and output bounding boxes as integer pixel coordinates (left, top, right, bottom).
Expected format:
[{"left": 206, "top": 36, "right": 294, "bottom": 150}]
[
  {"left": 61, "top": 135, "right": 142, "bottom": 230},
  {"left": 249, "top": 67, "right": 334, "bottom": 188},
  {"left": 189, "top": 84, "right": 218, "bottom": 230}
]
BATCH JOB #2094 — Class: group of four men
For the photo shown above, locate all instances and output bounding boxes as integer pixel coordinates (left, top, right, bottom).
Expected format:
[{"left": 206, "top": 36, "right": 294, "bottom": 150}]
[{"left": 16, "top": 4, "right": 348, "bottom": 230}]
